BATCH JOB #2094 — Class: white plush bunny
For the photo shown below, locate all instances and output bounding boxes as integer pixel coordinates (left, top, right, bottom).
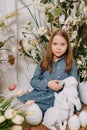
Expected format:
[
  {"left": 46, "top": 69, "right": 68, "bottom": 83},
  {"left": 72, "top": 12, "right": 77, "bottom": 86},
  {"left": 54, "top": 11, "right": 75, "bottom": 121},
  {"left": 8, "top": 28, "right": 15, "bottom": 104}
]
[
  {"left": 54, "top": 76, "right": 81, "bottom": 117},
  {"left": 42, "top": 76, "right": 81, "bottom": 130},
  {"left": 61, "top": 76, "right": 81, "bottom": 111},
  {"left": 42, "top": 93, "right": 70, "bottom": 130}
]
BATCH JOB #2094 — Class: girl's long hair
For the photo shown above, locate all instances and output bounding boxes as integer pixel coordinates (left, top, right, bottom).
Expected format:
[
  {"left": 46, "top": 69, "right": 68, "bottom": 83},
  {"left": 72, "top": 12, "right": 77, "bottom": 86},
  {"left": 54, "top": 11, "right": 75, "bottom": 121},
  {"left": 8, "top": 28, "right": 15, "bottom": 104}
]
[{"left": 40, "top": 29, "right": 74, "bottom": 73}]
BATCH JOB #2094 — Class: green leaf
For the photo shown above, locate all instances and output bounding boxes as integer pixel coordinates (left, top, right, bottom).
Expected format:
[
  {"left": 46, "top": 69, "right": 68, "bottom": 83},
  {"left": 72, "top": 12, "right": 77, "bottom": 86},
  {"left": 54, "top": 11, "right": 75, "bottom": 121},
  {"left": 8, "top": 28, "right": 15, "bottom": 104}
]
[
  {"left": 40, "top": 0, "right": 51, "bottom": 4},
  {"left": 1, "top": 96, "right": 14, "bottom": 110},
  {"left": 84, "top": 125, "right": 87, "bottom": 130},
  {"left": 84, "top": 0, "right": 87, "bottom": 4},
  {"left": 54, "top": 7, "right": 62, "bottom": 17},
  {"left": 61, "top": 2, "right": 66, "bottom": 8}
]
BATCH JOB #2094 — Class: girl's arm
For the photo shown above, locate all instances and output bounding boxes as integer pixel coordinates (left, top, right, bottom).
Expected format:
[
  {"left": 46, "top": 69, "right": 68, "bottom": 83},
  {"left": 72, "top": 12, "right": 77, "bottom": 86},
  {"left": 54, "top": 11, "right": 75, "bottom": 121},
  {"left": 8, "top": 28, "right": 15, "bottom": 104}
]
[{"left": 30, "top": 62, "right": 48, "bottom": 91}]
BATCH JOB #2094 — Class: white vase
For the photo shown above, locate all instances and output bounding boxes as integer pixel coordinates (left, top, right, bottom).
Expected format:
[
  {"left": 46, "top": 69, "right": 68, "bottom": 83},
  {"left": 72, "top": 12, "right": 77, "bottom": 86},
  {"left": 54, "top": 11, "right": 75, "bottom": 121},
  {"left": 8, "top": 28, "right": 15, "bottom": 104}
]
[{"left": 79, "top": 81, "right": 87, "bottom": 105}]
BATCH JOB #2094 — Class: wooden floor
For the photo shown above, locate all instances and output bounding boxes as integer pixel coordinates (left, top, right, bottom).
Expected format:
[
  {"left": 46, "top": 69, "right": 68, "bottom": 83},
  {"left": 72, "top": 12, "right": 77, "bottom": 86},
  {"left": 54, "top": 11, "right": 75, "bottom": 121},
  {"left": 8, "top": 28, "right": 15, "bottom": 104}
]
[
  {"left": 23, "top": 123, "right": 85, "bottom": 130},
  {"left": 23, "top": 104, "right": 87, "bottom": 130}
]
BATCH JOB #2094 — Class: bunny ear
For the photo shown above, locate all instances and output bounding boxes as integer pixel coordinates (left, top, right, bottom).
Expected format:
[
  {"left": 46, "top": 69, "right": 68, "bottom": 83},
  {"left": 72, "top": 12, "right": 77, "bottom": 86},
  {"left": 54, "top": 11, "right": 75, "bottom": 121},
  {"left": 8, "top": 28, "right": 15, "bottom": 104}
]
[{"left": 62, "top": 76, "right": 78, "bottom": 86}]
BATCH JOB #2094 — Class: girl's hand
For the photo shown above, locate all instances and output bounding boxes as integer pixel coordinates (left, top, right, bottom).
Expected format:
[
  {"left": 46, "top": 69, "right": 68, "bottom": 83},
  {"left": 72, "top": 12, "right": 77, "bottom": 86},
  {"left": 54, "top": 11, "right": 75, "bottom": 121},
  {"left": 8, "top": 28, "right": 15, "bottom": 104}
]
[{"left": 48, "top": 80, "right": 63, "bottom": 91}]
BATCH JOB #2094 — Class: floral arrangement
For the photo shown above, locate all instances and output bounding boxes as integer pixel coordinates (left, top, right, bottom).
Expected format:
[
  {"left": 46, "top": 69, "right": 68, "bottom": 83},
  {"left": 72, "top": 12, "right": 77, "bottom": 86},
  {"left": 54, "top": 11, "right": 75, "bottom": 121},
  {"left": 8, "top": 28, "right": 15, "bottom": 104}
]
[
  {"left": 0, "top": 9, "right": 20, "bottom": 66},
  {"left": 0, "top": 84, "right": 37, "bottom": 130},
  {"left": 0, "top": 94, "right": 24, "bottom": 130},
  {"left": 18, "top": 0, "right": 87, "bottom": 82},
  {"left": 0, "top": 0, "right": 87, "bottom": 77}
]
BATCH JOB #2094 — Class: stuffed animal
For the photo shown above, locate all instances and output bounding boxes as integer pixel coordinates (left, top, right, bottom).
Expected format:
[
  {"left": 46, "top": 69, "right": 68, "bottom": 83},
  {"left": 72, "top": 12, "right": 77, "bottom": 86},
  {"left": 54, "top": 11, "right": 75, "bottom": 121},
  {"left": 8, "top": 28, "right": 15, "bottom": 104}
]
[
  {"left": 61, "top": 76, "right": 81, "bottom": 111},
  {"left": 42, "top": 76, "right": 81, "bottom": 130},
  {"left": 55, "top": 76, "right": 81, "bottom": 117},
  {"left": 42, "top": 93, "right": 70, "bottom": 130}
]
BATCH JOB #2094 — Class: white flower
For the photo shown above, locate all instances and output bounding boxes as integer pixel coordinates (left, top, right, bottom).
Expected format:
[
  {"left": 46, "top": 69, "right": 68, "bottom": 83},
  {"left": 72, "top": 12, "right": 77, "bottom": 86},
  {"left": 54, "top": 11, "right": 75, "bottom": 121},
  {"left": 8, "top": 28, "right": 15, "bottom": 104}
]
[
  {"left": 12, "top": 115, "right": 24, "bottom": 125},
  {"left": 62, "top": 25, "right": 69, "bottom": 30},
  {"left": 80, "top": 1, "right": 85, "bottom": 10},
  {"left": 71, "top": 30, "right": 78, "bottom": 41},
  {"left": 59, "top": 14, "right": 65, "bottom": 24},
  {"left": 23, "top": 40, "right": 30, "bottom": 49},
  {"left": 33, "top": 1, "right": 43, "bottom": 10},
  {"left": 77, "top": 60, "right": 82, "bottom": 66},
  {"left": 81, "top": 70, "right": 87, "bottom": 79},
  {"left": 64, "top": 16, "right": 73, "bottom": 25},
  {"left": 44, "top": 4, "right": 52, "bottom": 13},
  {"left": 38, "top": 27, "right": 47, "bottom": 36},
  {"left": 4, "top": 108, "right": 16, "bottom": 119},
  {"left": 60, "top": 0, "right": 65, "bottom": 3},
  {"left": 83, "top": 6, "right": 87, "bottom": 12},
  {"left": 0, "top": 115, "right": 6, "bottom": 123},
  {"left": 31, "top": 49, "right": 37, "bottom": 58},
  {"left": 12, "top": 125, "right": 23, "bottom": 130}
]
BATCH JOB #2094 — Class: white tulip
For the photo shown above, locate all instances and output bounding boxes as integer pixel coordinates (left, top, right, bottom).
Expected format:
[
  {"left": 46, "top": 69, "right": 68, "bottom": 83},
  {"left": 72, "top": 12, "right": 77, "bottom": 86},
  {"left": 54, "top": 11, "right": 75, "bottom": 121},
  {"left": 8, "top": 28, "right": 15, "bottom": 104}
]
[
  {"left": 38, "top": 27, "right": 47, "bottom": 36},
  {"left": 12, "top": 125, "right": 23, "bottom": 130},
  {"left": 77, "top": 60, "right": 82, "bottom": 66},
  {"left": 12, "top": 115, "right": 24, "bottom": 125},
  {"left": 4, "top": 109, "right": 16, "bottom": 119},
  {"left": 0, "top": 115, "right": 6, "bottom": 123},
  {"left": 59, "top": 14, "right": 65, "bottom": 24},
  {"left": 60, "top": 0, "right": 65, "bottom": 3}
]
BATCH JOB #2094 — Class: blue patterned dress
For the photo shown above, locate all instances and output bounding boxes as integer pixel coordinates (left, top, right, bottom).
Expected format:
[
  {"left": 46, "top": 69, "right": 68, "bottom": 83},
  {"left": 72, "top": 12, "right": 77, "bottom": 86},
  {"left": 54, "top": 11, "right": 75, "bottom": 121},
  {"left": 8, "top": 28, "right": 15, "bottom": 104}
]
[{"left": 17, "top": 56, "right": 78, "bottom": 113}]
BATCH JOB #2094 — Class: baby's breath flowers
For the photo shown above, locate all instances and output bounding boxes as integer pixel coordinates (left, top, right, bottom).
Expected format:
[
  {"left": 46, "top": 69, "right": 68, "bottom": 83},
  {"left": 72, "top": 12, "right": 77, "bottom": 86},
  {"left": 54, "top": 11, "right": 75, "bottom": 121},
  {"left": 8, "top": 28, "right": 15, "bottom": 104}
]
[{"left": 76, "top": 56, "right": 87, "bottom": 82}]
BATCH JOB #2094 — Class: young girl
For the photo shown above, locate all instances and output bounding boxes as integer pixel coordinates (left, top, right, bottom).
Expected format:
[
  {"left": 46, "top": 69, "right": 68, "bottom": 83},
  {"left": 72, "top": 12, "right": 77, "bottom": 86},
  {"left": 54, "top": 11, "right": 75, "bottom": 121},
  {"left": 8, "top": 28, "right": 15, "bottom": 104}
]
[{"left": 17, "top": 29, "right": 78, "bottom": 114}]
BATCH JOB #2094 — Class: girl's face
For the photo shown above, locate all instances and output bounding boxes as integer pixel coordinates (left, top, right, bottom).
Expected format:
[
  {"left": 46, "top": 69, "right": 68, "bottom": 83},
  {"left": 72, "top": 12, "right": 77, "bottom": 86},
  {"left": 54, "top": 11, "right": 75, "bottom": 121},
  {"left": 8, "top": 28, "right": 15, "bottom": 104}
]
[{"left": 52, "top": 35, "right": 67, "bottom": 62}]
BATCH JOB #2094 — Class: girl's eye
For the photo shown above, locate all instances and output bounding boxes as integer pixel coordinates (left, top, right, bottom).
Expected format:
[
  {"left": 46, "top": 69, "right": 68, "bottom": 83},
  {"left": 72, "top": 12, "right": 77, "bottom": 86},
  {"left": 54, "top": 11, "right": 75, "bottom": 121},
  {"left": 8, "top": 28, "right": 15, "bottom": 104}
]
[
  {"left": 61, "top": 43, "right": 65, "bottom": 46},
  {"left": 53, "top": 42, "right": 57, "bottom": 45}
]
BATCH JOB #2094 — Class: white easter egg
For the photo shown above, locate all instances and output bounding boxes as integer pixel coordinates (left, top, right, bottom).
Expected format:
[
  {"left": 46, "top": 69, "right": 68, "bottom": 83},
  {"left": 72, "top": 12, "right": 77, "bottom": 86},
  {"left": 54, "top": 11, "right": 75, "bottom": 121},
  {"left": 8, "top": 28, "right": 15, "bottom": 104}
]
[
  {"left": 68, "top": 114, "right": 80, "bottom": 130},
  {"left": 25, "top": 103, "right": 43, "bottom": 125},
  {"left": 79, "top": 111, "right": 87, "bottom": 127}
]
